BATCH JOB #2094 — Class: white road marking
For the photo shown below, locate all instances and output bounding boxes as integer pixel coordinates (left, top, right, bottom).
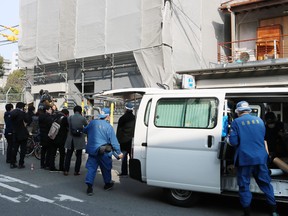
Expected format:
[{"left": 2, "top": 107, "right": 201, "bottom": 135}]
[
  {"left": 25, "top": 194, "right": 55, "bottom": 203},
  {"left": 54, "top": 194, "right": 84, "bottom": 202},
  {"left": 0, "top": 193, "right": 21, "bottom": 203},
  {"left": 0, "top": 175, "right": 40, "bottom": 188},
  {"left": 0, "top": 177, "right": 12, "bottom": 183},
  {"left": 0, "top": 175, "right": 89, "bottom": 215},
  {"left": 53, "top": 203, "right": 89, "bottom": 216},
  {"left": 0, "top": 182, "right": 22, "bottom": 192}
]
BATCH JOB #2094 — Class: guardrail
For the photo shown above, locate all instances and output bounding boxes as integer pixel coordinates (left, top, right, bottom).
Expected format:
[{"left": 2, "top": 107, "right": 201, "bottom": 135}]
[{"left": 217, "top": 34, "right": 288, "bottom": 64}]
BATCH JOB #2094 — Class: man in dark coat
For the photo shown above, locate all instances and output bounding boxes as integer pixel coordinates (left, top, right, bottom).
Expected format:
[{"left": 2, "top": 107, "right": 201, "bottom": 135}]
[
  {"left": 116, "top": 102, "right": 135, "bottom": 176},
  {"left": 4, "top": 103, "right": 14, "bottom": 164},
  {"left": 38, "top": 105, "right": 54, "bottom": 170},
  {"left": 10, "top": 102, "right": 30, "bottom": 168},
  {"left": 52, "top": 109, "right": 69, "bottom": 171}
]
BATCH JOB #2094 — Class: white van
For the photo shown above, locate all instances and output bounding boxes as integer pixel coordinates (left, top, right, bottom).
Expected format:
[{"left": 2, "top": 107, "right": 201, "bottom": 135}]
[{"left": 95, "top": 87, "right": 288, "bottom": 207}]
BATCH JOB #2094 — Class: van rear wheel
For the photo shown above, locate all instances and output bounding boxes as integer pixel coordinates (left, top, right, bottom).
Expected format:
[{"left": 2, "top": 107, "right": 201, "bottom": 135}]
[{"left": 164, "top": 188, "right": 199, "bottom": 207}]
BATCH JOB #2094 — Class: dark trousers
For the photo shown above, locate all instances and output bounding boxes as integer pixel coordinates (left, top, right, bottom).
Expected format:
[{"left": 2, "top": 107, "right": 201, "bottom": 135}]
[
  {"left": 58, "top": 145, "right": 65, "bottom": 171},
  {"left": 5, "top": 134, "right": 13, "bottom": 163},
  {"left": 121, "top": 150, "right": 131, "bottom": 175},
  {"left": 11, "top": 137, "right": 27, "bottom": 166},
  {"left": 237, "top": 164, "right": 276, "bottom": 208},
  {"left": 120, "top": 140, "right": 132, "bottom": 175},
  {"left": 41, "top": 144, "right": 50, "bottom": 168},
  {"left": 64, "top": 141, "right": 82, "bottom": 173},
  {"left": 49, "top": 144, "right": 58, "bottom": 170}
]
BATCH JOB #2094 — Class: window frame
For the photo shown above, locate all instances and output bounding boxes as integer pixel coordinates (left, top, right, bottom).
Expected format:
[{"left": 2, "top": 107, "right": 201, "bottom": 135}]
[{"left": 153, "top": 97, "right": 219, "bottom": 129}]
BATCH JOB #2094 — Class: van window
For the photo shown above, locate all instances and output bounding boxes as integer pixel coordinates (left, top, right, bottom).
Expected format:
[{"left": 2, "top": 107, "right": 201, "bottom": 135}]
[
  {"left": 144, "top": 99, "right": 152, "bottom": 126},
  {"left": 155, "top": 98, "right": 218, "bottom": 129}
]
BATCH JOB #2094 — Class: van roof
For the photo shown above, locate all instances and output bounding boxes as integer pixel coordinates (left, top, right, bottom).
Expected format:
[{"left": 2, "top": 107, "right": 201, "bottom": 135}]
[{"left": 94, "top": 87, "right": 288, "bottom": 97}]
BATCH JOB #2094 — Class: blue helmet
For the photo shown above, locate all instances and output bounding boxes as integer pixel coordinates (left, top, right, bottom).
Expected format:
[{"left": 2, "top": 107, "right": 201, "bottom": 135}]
[
  {"left": 235, "top": 101, "right": 251, "bottom": 113},
  {"left": 98, "top": 107, "right": 110, "bottom": 119}
]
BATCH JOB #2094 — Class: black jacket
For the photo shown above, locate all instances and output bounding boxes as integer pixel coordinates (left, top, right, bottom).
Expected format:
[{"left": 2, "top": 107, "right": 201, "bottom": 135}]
[
  {"left": 116, "top": 111, "right": 135, "bottom": 144},
  {"left": 4, "top": 111, "right": 13, "bottom": 136},
  {"left": 10, "top": 108, "right": 29, "bottom": 141},
  {"left": 53, "top": 112, "right": 68, "bottom": 145},
  {"left": 38, "top": 112, "right": 54, "bottom": 145}
]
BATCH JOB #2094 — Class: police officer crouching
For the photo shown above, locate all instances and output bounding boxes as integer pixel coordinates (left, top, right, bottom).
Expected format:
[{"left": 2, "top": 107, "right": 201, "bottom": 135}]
[{"left": 83, "top": 108, "right": 123, "bottom": 195}]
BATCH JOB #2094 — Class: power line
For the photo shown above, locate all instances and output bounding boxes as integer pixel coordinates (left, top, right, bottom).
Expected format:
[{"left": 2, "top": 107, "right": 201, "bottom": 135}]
[
  {"left": 0, "top": 25, "right": 19, "bottom": 33},
  {"left": 0, "top": 41, "right": 17, "bottom": 47}
]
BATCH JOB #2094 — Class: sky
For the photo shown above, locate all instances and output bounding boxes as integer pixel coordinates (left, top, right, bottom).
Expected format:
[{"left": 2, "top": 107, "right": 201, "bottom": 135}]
[{"left": 0, "top": 0, "right": 19, "bottom": 60}]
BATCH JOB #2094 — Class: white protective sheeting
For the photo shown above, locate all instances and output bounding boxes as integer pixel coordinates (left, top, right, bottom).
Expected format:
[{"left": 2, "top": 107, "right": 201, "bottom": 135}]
[
  {"left": 19, "top": 0, "right": 225, "bottom": 89},
  {"left": 134, "top": 0, "right": 173, "bottom": 88},
  {"left": 105, "top": 0, "right": 141, "bottom": 54},
  {"left": 18, "top": 0, "right": 38, "bottom": 69},
  {"left": 140, "top": 0, "right": 162, "bottom": 48},
  {"left": 134, "top": 45, "right": 173, "bottom": 88},
  {"left": 171, "top": 0, "right": 203, "bottom": 71},
  {"left": 59, "top": 0, "right": 77, "bottom": 61},
  {"left": 171, "top": 0, "right": 224, "bottom": 71},
  {"left": 19, "top": 0, "right": 163, "bottom": 64},
  {"left": 75, "top": 0, "right": 162, "bottom": 58},
  {"left": 75, "top": 0, "right": 106, "bottom": 57},
  {"left": 36, "top": 0, "right": 60, "bottom": 64}
]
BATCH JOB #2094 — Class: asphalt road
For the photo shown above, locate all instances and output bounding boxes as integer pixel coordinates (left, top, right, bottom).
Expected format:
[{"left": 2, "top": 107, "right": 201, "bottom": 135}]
[{"left": 0, "top": 152, "right": 286, "bottom": 216}]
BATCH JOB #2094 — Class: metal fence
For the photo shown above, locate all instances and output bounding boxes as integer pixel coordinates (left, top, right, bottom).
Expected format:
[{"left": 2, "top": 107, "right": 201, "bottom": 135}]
[
  {"left": 217, "top": 34, "right": 288, "bottom": 64},
  {"left": 0, "top": 93, "right": 25, "bottom": 104}
]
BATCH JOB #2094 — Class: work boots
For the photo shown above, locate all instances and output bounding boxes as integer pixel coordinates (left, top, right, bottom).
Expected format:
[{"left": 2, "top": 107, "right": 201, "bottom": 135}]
[
  {"left": 242, "top": 207, "right": 250, "bottom": 216},
  {"left": 86, "top": 184, "right": 93, "bottom": 196}
]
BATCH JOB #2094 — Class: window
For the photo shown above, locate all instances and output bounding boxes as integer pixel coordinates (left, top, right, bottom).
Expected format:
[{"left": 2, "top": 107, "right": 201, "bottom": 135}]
[
  {"left": 144, "top": 99, "right": 152, "bottom": 126},
  {"left": 154, "top": 98, "right": 218, "bottom": 129}
]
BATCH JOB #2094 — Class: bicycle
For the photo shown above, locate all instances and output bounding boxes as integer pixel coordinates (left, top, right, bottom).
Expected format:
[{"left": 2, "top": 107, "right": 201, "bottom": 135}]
[{"left": 24, "top": 134, "right": 41, "bottom": 160}]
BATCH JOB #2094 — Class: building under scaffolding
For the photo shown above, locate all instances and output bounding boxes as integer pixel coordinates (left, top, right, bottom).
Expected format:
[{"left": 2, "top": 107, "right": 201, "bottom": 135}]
[{"left": 18, "top": 0, "right": 225, "bottom": 111}]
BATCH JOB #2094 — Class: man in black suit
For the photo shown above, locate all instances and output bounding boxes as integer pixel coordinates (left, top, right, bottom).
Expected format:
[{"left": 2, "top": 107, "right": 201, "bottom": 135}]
[{"left": 10, "top": 102, "right": 30, "bottom": 168}]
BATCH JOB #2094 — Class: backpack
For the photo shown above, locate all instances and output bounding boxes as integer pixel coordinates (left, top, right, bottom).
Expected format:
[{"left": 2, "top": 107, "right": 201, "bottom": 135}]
[
  {"left": 48, "top": 121, "right": 61, "bottom": 140},
  {"left": 48, "top": 116, "right": 64, "bottom": 140},
  {"left": 69, "top": 117, "right": 83, "bottom": 137}
]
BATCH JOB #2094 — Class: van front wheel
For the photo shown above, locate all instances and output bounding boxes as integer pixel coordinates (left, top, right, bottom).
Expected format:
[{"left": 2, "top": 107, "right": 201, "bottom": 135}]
[{"left": 164, "top": 188, "right": 199, "bottom": 207}]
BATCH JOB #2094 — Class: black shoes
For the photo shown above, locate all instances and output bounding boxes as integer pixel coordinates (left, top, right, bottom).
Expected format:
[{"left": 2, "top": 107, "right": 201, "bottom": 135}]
[
  {"left": 18, "top": 164, "right": 25, "bottom": 169},
  {"left": 118, "top": 173, "right": 128, "bottom": 178},
  {"left": 10, "top": 164, "right": 18, "bottom": 169},
  {"left": 104, "top": 182, "right": 114, "bottom": 191},
  {"left": 49, "top": 168, "right": 59, "bottom": 172},
  {"left": 242, "top": 207, "right": 250, "bottom": 216},
  {"left": 86, "top": 184, "right": 93, "bottom": 196}
]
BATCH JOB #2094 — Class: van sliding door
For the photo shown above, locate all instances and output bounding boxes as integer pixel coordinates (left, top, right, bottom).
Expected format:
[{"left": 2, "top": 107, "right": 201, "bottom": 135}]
[{"left": 146, "top": 92, "right": 225, "bottom": 194}]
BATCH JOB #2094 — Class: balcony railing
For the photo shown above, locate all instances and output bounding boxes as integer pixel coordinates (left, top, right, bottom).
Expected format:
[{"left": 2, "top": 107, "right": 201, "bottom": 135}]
[{"left": 217, "top": 34, "right": 288, "bottom": 64}]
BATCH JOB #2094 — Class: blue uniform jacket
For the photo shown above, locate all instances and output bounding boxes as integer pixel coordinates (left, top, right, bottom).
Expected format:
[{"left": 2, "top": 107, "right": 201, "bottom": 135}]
[
  {"left": 83, "top": 119, "right": 121, "bottom": 156},
  {"left": 229, "top": 113, "right": 268, "bottom": 166}
]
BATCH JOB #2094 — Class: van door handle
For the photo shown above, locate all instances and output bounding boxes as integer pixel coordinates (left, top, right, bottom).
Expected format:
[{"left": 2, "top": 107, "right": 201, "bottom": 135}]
[
  {"left": 207, "top": 135, "right": 213, "bottom": 148},
  {"left": 142, "top": 143, "right": 147, "bottom": 146}
]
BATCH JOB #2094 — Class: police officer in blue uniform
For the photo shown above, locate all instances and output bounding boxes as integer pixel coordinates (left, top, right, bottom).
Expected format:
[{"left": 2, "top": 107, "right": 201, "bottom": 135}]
[
  {"left": 229, "top": 101, "right": 279, "bottom": 216},
  {"left": 84, "top": 107, "right": 123, "bottom": 195}
]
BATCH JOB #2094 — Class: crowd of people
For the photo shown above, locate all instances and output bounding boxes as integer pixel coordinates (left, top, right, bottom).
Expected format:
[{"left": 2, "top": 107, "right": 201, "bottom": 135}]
[{"left": 3, "top": 95, "right": 134, "bottom": 195}]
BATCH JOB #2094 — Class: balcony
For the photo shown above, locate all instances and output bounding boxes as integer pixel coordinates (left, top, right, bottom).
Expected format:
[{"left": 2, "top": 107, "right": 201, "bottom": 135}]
[{"left": 217, "top": 34, "right": 288, "bottom": 65}]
